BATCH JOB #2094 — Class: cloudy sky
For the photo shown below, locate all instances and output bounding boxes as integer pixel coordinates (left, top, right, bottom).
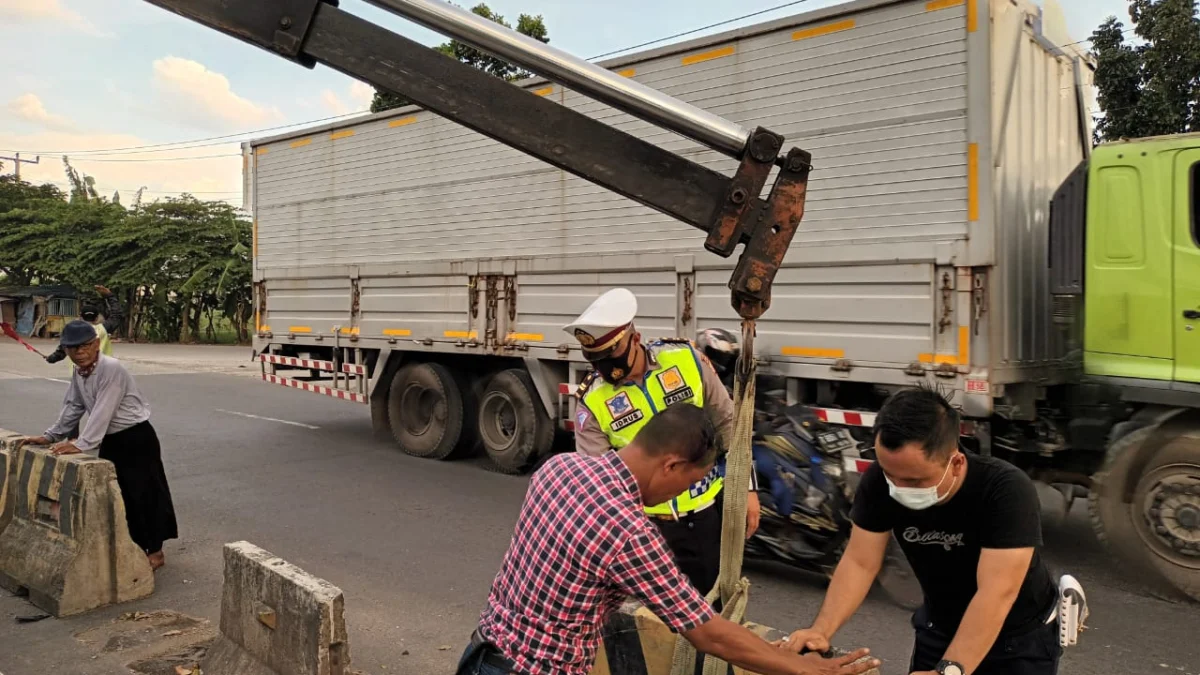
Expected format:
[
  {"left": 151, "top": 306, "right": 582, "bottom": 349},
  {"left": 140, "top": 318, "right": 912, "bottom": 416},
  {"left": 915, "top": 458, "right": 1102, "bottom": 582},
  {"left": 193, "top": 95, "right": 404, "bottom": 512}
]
[{"left": 1, "top": 0, "right": 1130, "bottom": 207}]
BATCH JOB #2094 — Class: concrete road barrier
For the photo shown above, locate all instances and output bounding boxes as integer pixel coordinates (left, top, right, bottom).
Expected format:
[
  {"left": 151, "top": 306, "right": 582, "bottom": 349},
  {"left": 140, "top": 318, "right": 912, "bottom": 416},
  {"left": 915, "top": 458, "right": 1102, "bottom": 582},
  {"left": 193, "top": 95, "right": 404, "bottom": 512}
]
[
  {"left": 0, "top": 442, "right": 154, "bottom": 616},
  {"left": 202, "top": 541, "right": 352, "bottom": 675},
  {"left": 0, "top": 430, "right": 22, "bottom": 533},
  {"left": 591, "top": 602, "right": 880, "bottom": 675}
]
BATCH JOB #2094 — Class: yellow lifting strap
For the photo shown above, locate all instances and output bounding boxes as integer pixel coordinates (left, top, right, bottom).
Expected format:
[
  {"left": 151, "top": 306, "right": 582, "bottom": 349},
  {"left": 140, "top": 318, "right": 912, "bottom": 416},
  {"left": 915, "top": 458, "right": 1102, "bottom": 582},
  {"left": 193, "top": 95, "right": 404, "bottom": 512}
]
[{"left": 670, "top": 320, "right": 758, "bottom": 675}]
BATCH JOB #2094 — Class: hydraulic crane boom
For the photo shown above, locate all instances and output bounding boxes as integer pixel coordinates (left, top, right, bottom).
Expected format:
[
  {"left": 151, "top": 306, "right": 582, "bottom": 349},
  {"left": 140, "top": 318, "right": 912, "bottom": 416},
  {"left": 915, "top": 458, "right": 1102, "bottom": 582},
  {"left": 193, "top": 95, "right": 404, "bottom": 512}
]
[{"left": 143, "top": 0, "right": 813, "bottom": 319}]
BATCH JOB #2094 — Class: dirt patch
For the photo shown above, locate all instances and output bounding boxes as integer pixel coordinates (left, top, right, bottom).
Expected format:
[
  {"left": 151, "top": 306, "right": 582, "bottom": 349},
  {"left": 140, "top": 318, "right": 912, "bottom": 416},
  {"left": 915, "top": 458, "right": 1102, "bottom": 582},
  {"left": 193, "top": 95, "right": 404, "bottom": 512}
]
[
  {"left": 75, "top": 610, "right": 208, "bottom": 654},
  {"left": 72, "top": 609, "right": 216, "bottom": 672},
  {"left": 127, "top": 639, "right": 213, "bottom": 675}
]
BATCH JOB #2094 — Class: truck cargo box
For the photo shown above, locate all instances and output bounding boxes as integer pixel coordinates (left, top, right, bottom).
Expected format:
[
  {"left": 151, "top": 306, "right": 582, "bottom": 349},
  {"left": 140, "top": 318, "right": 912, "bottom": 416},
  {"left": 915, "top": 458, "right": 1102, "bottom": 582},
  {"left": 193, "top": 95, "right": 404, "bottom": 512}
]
[{"left": 246, "top": 0, "right": 1093, "bottom": 412}]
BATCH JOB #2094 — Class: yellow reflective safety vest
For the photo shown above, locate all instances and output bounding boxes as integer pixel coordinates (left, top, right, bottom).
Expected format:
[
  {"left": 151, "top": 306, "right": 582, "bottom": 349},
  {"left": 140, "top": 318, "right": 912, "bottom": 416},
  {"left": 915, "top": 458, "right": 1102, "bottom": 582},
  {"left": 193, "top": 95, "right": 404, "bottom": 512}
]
[
  {"left": 96, "top": 323, "right": 113, "bottom": 356},
  {"left": 580, "top": 341, "right": 723, "bottom": 516}
]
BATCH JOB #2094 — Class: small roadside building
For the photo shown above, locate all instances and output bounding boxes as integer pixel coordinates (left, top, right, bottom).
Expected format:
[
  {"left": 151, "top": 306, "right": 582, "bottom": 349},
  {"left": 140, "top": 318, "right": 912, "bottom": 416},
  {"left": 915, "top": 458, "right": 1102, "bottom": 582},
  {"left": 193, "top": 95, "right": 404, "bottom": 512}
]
[{"left": 0, "top": 285, "right": 79, "bottom": 337}]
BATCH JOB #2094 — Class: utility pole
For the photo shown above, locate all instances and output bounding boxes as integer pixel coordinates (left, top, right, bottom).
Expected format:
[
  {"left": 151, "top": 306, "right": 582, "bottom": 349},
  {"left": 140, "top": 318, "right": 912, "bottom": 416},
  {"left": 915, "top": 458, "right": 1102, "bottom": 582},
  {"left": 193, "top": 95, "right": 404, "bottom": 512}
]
[{"left": 0, "top": 152, "right": 40, "bottom": 181}]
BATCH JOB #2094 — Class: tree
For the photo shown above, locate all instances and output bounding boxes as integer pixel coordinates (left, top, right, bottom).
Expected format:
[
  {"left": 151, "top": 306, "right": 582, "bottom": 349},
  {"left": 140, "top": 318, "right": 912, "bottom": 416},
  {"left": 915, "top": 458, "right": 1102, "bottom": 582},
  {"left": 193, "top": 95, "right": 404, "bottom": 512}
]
[
  {"left": 0, "top": 159, "right": 254, "bottom": 344},
  {"left": 0, "top": 162, "right": 67, "bottom": 285},
  {"left": 1091, "top": 0, "right": 1200, "bottom": 141},
  {"left": 370, "top": 3, "right": 549, "bottom": 113}
]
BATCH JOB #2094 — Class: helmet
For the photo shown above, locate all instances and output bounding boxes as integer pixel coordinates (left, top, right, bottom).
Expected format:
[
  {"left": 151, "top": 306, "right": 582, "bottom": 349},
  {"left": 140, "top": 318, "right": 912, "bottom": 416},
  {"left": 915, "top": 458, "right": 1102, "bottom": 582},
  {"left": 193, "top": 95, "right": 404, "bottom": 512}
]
[
  {"left": 695, "top": 327, "right": 740, "bottom": 376},
  {"left": 80, "top": 303, "right": 101, "bottom": 322}
]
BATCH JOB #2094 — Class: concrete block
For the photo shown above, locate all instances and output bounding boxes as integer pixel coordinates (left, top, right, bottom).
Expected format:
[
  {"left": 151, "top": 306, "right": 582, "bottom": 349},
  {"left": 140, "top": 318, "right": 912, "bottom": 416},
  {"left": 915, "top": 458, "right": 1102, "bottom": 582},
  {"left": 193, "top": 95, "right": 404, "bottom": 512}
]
[
  {"left": 0, "top": 444, "right": 154, "bottom": 616},
  {"left": 0, "top": 431, "right": 20, "bottom": 534},
  {"left": 202, "top": 541, "right": 352, "bottom": 675},
  {"left": 591, "top": 602, "right": 880, "bottom": 675}
]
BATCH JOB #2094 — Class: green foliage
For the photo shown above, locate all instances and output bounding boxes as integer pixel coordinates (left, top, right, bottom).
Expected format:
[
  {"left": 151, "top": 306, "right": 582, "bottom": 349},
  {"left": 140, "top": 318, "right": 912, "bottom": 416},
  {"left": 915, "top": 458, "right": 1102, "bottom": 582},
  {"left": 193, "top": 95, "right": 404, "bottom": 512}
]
[
  {"left": 369, "top": 3, "right": 550, "bottom": 113},
  {"left": 0, "top": 159, "right": 252, "bottom": 343},
  {"left": 1092, "top": 0, "right": 1200, "bottom": 141}
]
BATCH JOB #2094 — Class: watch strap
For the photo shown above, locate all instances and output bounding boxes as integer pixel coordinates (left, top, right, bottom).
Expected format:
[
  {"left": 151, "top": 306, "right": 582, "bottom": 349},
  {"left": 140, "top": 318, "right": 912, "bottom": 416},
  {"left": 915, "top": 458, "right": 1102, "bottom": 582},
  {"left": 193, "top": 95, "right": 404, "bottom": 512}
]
[{"left": 936, "top": 660, "right": 965, "bottom": 675}]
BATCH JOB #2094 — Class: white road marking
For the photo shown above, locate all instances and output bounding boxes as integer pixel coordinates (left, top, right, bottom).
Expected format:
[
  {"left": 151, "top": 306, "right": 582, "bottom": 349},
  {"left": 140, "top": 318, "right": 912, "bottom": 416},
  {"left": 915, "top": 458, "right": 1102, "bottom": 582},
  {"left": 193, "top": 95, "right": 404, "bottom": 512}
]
[
  {"left": 215, "top": 409, "right": 320, "bottom": 430},
  {"left": 0, "top": 369, "right": 69, "bottom": 383}
]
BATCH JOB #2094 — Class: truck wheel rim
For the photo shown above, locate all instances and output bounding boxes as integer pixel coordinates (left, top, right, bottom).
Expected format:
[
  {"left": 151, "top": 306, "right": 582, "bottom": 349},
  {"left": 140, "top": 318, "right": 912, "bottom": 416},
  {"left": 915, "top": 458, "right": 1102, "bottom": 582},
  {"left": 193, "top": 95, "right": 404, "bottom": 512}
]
[
  {"left": 480, "top": 391, "right": 518, "bottom": 452},
  {"left": 1136, "top": 462, "right": 1200, "bottom": 570},
  {"left": 400, "top": 384, "right": 440, "bottom": 436}
]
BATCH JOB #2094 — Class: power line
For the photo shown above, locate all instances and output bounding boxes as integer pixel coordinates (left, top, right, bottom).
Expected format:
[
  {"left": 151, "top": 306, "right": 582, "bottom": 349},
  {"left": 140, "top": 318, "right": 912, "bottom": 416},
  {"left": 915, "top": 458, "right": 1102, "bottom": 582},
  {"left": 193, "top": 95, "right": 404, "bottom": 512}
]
[
  {"left": 7, "top": 1, "right": 819, "bottom": 158},
  {"left": 5, "top": 111, "right": 368, "bottom": 157},
  {"left": 66, "top": 153, "right": 241, "bottom": 163},
  {"left": 42, "top": 181, "right": 241, "bottom": 195},
  {"left": 1057, "top": 26, "right": 1137, "bottom": 51},
  {"left": 589, "top": 0, "right": 815, "bottom": 60},
  {"left": 6, "top": 1, "right": 1128, "bottom": 162}
]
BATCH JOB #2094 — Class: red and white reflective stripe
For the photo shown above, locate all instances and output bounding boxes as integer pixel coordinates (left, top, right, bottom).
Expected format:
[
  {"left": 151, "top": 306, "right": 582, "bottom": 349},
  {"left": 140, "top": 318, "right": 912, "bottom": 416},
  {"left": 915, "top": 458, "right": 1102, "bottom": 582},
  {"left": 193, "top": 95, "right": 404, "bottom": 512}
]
[
  {"left": 843, "top": 457, "right": 876, "bottom": 474},
  {"left": 262, "top": 373, "right": 367, "bottom": 404},
  {"left": 813, "top": 407, "right": 876, "bottom": 427},
  {"left": 258, "top": 354, "right": 366, "bottom": 375},
  {"left": 558, "top": 383, "right": 572, "bottom": 396}
]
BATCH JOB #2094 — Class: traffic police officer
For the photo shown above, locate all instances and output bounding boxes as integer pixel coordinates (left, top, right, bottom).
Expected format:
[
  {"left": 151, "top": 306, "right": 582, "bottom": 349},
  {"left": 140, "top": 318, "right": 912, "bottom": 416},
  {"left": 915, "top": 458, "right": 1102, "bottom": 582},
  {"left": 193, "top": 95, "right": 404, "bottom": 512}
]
[{"left": 565, "top": 288, "right": 760, "bottom": 595}]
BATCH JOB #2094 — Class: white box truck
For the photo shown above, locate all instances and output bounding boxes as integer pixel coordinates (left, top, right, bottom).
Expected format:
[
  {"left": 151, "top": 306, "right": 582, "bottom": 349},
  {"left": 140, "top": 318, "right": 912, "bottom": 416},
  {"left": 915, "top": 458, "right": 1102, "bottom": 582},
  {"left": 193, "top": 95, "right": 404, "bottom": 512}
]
[{"left": 246, "top": 0, "right": 1091, "bottom": 465}]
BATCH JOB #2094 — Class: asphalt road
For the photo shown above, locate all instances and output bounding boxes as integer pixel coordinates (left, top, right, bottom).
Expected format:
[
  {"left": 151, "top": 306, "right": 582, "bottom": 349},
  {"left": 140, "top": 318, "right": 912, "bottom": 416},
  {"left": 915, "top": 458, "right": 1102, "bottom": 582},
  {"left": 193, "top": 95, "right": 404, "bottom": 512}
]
[{"left": 0, "top": 342, "right": 1197, "bottom": 675}]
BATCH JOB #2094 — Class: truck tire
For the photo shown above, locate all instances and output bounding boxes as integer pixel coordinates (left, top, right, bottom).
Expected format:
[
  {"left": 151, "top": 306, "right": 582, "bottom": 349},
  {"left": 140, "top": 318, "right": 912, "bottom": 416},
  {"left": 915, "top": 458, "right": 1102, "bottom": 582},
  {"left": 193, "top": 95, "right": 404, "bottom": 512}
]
[
  {"left": 477, "top": 369, "right": 554, "bottom": 475},
  {"left": 1125, "top": 431, "right": 1200, "bottom": 602},
  {"left": 1088, "top": 427, "right": 1196, "bottom": 600},
  {"left": 387, "top": 362, "right": 468, "bottom": 461},
  {"left": 876, "top": 535, "right": 922, "bottom": 611}
]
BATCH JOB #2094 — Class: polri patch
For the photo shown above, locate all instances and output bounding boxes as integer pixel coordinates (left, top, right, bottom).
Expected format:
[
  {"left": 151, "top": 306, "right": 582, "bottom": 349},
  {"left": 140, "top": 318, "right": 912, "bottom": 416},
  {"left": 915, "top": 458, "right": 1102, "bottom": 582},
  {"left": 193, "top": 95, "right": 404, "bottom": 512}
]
[{"left": 656, "top": 365, "right": 687, "bottom": 393}]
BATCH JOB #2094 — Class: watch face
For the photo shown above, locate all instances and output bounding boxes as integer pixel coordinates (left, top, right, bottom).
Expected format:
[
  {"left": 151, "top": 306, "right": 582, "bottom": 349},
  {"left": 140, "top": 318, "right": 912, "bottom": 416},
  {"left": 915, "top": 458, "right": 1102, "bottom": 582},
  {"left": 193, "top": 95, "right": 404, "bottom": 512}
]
[{"left": 942, "top": 664, "right": 963, "bottom": 675}]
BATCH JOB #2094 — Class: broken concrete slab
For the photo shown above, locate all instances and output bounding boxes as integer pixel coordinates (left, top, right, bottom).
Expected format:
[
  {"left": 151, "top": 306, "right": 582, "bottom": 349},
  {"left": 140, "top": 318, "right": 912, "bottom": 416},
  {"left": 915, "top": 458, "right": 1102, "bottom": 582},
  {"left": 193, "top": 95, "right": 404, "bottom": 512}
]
[
  {"left": 202, "top": 541, "right": 352, "bottom": 675},
  {"left": 0, "top": 444, "right": 154, "bottom": 616},
  {"left": 591, "top": 601, "right": 881, "bottom": 675}
]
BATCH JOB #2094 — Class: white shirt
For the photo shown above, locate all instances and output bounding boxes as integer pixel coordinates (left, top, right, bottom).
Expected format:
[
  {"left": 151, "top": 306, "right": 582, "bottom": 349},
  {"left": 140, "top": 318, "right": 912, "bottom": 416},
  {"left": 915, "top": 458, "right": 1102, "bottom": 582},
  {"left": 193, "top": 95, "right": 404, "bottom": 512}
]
[{"left": 45, "top": 355, "right": 151, "bottom": 452}]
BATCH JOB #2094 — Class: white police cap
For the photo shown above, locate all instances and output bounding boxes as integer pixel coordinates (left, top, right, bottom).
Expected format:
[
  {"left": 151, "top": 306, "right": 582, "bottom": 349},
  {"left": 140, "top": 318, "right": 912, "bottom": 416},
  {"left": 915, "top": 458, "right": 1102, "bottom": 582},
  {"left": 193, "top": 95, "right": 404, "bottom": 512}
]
[{"left": 563, "top": 288, "right": 638, "bottom": 354}]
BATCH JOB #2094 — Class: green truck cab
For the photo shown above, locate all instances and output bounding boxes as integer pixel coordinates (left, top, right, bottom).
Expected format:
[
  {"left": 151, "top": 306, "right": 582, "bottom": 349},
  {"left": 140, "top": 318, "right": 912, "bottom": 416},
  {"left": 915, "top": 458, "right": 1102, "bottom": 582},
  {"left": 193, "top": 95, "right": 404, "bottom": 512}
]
[
  {"left": 1084, "top": 135, "right": 1200, "bottom": 385},
  {"left": 1049, "top": 133, "right": 1200, "bottom": 602}
]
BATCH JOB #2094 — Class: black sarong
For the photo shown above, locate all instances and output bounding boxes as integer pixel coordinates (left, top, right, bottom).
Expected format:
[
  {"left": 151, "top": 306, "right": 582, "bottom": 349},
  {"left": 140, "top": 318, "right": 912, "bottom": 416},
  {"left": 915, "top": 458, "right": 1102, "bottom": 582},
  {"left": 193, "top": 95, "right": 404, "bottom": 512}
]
[{"left": 99, "top": 421, "right": 179, "bottom": 553}]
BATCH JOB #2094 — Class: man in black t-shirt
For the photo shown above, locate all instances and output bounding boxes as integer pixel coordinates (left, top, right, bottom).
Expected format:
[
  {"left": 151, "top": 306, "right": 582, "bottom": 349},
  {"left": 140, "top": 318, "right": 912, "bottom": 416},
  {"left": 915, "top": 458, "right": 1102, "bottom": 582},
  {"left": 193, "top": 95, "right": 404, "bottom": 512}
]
[{"left": 780, "top": 388, "right": 1060, "bottom": 675}]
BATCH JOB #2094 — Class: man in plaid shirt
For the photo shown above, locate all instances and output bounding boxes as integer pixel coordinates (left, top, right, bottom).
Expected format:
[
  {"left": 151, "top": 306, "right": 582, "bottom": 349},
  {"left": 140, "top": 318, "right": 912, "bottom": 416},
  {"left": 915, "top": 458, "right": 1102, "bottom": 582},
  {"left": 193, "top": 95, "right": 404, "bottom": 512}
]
[{"left": 457, "top": 404, "right": 879, "bottom": 675}]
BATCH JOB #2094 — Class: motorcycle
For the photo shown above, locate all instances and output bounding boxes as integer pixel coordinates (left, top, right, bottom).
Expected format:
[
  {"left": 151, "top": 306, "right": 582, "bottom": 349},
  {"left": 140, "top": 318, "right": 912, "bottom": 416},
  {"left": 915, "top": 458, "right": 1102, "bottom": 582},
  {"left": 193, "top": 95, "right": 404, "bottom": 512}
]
[{"left": 696, "top": 329, "right": 923, "bottom": 611}]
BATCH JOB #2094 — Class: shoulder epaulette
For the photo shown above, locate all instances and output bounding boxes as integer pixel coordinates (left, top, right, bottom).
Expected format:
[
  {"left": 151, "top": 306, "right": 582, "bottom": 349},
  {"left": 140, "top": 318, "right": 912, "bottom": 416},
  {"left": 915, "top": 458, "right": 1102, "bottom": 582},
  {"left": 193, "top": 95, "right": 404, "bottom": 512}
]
[
  {"left": 652, "top": 336, "right": 693, "bottom": 346},
  {"left": 576, "top": 370, "right": 598, "bottom": 398}
]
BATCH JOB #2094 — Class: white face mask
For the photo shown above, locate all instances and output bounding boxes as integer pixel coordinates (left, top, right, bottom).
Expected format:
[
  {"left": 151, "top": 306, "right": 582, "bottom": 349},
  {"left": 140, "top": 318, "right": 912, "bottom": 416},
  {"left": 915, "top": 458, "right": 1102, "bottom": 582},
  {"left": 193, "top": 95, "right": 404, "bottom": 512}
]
[{"left": 885, "top": 457, "right": 957, "bottom": 510}]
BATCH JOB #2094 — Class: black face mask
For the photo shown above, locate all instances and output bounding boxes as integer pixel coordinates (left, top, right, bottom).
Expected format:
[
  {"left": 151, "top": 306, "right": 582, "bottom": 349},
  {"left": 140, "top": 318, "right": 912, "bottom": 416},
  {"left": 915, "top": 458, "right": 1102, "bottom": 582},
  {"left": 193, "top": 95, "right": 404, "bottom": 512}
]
[{"left": 592, "top": 345, "right": 637, "bottom": 385}]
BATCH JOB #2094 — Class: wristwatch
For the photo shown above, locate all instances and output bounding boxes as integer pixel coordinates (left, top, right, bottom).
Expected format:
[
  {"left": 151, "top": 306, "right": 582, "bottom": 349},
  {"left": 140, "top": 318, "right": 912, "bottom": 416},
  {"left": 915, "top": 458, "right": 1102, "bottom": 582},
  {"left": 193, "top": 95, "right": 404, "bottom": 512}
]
[{"left": 936, "top": 660, "right": 965, "bottom": 675}]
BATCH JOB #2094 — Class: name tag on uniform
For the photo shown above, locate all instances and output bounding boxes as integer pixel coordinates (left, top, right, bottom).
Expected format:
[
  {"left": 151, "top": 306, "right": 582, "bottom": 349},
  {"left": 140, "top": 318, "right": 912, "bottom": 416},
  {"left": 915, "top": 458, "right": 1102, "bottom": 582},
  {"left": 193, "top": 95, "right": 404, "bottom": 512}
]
[
  {"left": 606, "top": 392, "right": 644, "bottom": 431},
  {"left": 664, "top": 387, "right": 694, "bottom": 406}
]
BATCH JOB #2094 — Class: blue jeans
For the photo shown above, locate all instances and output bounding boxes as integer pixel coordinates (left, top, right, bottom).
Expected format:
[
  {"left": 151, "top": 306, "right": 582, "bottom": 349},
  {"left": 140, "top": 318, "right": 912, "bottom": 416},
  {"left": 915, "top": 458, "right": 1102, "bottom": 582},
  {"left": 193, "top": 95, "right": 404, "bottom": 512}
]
[{"left": 455, "top": 642, "right": 513, "bottom": 675}]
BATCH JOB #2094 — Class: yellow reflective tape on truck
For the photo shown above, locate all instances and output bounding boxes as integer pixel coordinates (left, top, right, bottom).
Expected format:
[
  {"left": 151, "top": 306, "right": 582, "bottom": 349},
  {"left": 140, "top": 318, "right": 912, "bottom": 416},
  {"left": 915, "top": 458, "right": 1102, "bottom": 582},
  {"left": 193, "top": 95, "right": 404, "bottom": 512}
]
[
  {"left": 682, "top": 45, "right": 734, "bottom": 66},
  {"left": 782, "top": 346, "right": 844, "bottom": 359},
  {"left": 792, "top": 19, "right": 855, "bottom": 41}
]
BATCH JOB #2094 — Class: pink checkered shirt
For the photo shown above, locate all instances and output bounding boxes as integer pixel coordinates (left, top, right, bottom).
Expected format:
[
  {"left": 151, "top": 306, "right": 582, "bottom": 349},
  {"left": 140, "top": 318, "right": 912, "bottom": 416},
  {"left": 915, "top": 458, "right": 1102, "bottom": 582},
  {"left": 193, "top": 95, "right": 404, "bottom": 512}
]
[{"left": 478, "top": 451, "right": 714, "bottom": 675}]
